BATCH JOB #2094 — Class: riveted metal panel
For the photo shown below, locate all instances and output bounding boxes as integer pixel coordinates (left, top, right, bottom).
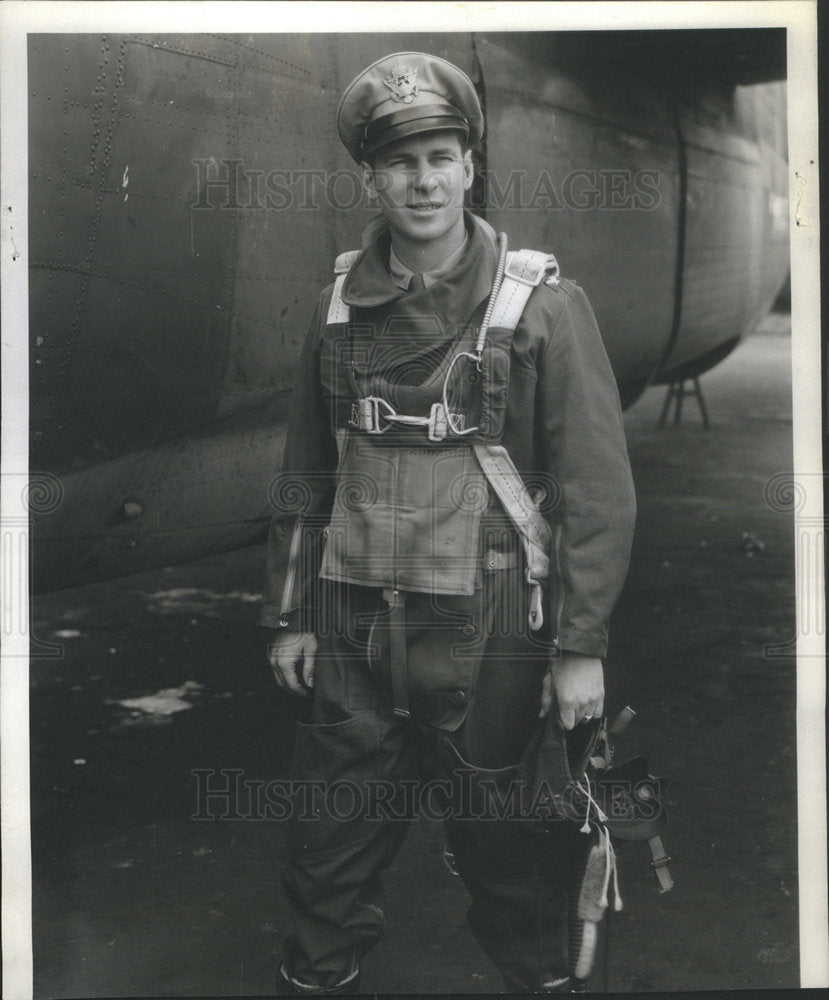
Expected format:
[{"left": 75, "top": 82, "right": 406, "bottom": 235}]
[
  {"left": 664, "top": 80, "right": 789, "bottom": 374},
  {"left": 476, "top": 33, "right": 679, "bottom": 390}
]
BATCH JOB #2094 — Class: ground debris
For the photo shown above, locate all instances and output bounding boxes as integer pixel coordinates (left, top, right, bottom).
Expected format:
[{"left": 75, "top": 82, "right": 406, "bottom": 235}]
[
  {"left": 111, "top": 680, "right": 205, "bottom": 718},
  {"left": 740, "top": 532, "right": 767, "bottom": 556},
  {"left": 144, "top": 588, "right": 262, "bottom": 616}
]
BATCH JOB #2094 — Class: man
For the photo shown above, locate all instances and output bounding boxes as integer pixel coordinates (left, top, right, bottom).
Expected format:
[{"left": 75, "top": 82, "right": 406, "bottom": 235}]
[{"left": 260, "top": 52, "right": 636, "bottom": 994}]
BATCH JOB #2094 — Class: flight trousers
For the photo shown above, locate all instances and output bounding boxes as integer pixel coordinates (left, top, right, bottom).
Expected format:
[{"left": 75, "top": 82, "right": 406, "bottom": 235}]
[{"left": 279, "top": 573, "right": 583, "bottom": 993}]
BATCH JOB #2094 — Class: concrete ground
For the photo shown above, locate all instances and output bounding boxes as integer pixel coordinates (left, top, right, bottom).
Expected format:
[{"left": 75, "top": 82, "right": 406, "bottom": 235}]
[{"left": 29, "top": 316, "right": 799, "bottom": 997}]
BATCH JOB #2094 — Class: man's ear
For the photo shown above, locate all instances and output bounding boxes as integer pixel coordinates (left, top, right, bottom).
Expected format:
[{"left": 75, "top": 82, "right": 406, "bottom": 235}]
[
  {"left": 462, "top": 149, "right": 474, "bottom": 192},
  {"left": 360, "top": 161, "right": 377, "bottom": 200}
]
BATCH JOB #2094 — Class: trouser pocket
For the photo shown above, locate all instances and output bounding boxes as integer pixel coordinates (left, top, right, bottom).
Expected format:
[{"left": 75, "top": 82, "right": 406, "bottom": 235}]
[
  {"left": 434, "top": 735, "right": 577, "bottom": 990},
  {"left": 288, "top": 712, "right": 381, "bottom": 856},
  {"left": 287, "top": 709, "right": 418, "bottom": 857},
  {"left": 282, "top": 710, "right": 414, "bottom": 989}
]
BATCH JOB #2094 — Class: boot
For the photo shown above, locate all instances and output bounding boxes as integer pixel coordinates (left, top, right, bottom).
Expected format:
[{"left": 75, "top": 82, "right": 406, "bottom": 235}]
[
  {"left": 502, "top": 972, "right": 575, "bottom": 993},
  {"left": 276, "top": 962, "right": 361, "bottom": 995}
]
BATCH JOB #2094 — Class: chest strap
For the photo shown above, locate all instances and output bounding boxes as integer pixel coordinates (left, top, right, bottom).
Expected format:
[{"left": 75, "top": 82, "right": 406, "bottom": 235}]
[{"left": 351, "top": 397, "right": 466, "bottom": 440}]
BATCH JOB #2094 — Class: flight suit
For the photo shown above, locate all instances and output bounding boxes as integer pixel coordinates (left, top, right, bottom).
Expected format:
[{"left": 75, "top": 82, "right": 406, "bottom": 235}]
[{"left": 261, "top": 212, "right": 636, "bottom": 991}]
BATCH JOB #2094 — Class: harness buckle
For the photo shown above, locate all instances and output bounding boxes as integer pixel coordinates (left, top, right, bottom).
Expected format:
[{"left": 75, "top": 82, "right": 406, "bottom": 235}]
[
  {"left": 526, "top": 568, "right": 545, "bottom": 631},
  {"left": 504, "top": 251, "right": 561, "bottom": 288},
  {"left": 504, "top": 255, "right": 545, "bottom": 287},
  {"left": 350, "top": 396, "right": 395, "bottom": 433},
  {"left": 428, "top": 402, "right": 448, "bottom": 441},
  {"left": 427, "top": 403, "right": 466, "bottom": 441}
]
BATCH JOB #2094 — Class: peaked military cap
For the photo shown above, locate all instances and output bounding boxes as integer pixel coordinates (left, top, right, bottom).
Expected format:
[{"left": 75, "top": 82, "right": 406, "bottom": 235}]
[{"left": 337, "top": 51, "right": 484, "bottom": 162}]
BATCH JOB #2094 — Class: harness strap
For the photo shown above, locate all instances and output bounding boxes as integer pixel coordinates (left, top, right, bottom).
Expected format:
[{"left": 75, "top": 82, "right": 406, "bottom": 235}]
[
  {"left": 488, "top": 248, "right": 560, "bottom": 330},
  {"left": 334, "top": 250, "right": 362, "bottom": 275},
  {"left": 484, "top": 548, "right": 520, "bottom": 571},
  {"left": 327, "top": 274, "right": 350, "bottom": 325},
  {"left": 326, "top": 250, "right": 362, "bottom": 325},
  {"left": 350, "top": 397, "right": 465, "bottom": 439},
  {"left": 472, "top": 442, "right": 552, "bottom": 631},
  {"left": 382, "top": 588, "right": 411, "bottom": 718},
  {"left": 325, "top": 246, "right": 560, "bottom": 337},
  {"left": 648, "top": 835, "right": 674, "bottom": 893},
  {"left": 468, "top": 248, "right": 560, "bottom": 631}
]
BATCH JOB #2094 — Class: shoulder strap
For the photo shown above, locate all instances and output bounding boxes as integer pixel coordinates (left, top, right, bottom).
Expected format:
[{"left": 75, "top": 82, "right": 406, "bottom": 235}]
[
  {"left": 326, "top": 250, "right": 361, "bottom": 325},
  {"left": 327, "top": 246, "right": 560, "bottom": 329},
  {"left": 489, "top": 248, "right": 560, "bottom": 331},
  {"left": 471, "top": 246, "right": 560, "bottom": 631}
]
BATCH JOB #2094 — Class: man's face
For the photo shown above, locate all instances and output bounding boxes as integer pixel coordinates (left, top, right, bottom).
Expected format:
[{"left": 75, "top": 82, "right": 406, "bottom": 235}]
[{"left": 362, "top": 131, "right": 474, "bottom": 245}]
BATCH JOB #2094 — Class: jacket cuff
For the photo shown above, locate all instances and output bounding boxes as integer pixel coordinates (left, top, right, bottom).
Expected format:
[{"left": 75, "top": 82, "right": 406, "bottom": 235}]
[
  {"left": 555, "top": 627, "right": 608, "bottom": 659},
  {"left": 259, "top": 604, "right": 289, "bottom": 629},
  {"left": 258, "top": 605, "right": 315, "bottom": 632}
]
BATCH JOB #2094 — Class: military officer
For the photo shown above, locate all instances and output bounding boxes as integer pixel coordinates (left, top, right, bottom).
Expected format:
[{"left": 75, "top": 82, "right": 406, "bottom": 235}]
[{"left": 260, "top": 52, "right": 636, "bottom": 994}]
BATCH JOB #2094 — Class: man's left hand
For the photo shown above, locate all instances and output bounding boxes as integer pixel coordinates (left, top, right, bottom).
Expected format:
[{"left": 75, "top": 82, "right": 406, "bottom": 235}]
[{"left": 539, "top": 651, "right": 604, "bottom": 728}]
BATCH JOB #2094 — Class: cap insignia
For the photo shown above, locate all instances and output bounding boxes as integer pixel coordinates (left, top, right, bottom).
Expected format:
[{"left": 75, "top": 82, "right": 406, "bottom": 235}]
[{"left": 382, "top": 63, "right": 418, "bottom": 104}]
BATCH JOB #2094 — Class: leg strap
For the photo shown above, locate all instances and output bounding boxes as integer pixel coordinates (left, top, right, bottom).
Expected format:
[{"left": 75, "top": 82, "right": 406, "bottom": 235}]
[
  {"left": 382, "top": 588, "right": 410, "bottom": 718},
  {"left": 648, "top": 834, "right": 674, "bottom": 893}
]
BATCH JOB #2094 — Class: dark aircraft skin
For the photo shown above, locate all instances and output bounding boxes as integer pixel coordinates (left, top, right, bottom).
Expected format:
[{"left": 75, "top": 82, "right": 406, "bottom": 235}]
[{"left": 28, "top": 31, "right": 788, "bottom": 592}]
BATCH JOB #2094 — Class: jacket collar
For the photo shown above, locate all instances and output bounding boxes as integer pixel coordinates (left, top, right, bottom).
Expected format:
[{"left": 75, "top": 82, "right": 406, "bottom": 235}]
[
  {"left": 341, "top": 211, "right": 498, "bottom": 327},
  {"left": 388, "top": 237, "right": 469, "bottom": 290}
]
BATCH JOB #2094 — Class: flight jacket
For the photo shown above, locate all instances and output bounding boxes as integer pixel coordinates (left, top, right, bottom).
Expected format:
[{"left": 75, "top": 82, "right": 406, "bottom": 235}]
[{"left": 259, "top": 213, "right": 636, "bottom": 659}]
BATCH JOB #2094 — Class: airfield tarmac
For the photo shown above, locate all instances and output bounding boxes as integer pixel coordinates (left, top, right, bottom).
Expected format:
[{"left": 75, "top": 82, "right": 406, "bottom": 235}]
[{"left": 29, "top": 315, "right": 799, "bottom": 997}]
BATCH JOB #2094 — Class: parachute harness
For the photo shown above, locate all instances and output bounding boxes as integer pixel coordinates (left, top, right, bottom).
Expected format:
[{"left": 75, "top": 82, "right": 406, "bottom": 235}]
[
  {"left": 328, "top": 235, "right": 559, "bottom": 634},
  {"left": 330, "top": 233, "right": 559, "bottom": 441}
]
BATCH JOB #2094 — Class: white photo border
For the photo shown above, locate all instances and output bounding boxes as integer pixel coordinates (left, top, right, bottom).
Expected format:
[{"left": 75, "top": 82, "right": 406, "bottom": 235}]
[{"left": 1, "top": 2, "right": 823, "bottom": 997}]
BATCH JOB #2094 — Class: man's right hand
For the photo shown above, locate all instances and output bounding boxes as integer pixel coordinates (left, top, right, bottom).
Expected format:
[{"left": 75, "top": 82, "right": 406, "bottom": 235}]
[{"left": 267, "top": 631, "right": 317, "bottom": 696}]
